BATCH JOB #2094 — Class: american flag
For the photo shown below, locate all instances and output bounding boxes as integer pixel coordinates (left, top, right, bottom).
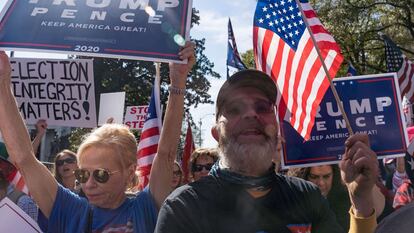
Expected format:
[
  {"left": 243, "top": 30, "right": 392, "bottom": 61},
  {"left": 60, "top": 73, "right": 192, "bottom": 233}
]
[
  {"left": 0, "top": 137, "right": 29, "bottom": 194},
  {"left": 253, "top": 0, "right": 343, "bottom": 140},
  {"left": 346, "top": 61, "right": 357, "bottom": 76},
  {"left": 227, "top": 18, "right": 247, "bottom": 78},
  {"left": 181, "top": 120, "right": 195, "bottom": 183},
  {"left": 136, "top": 77, "right": 162, "bottom": 189},
  {"left": 383, "top": 35, "right": 414, "bottom": 102}
]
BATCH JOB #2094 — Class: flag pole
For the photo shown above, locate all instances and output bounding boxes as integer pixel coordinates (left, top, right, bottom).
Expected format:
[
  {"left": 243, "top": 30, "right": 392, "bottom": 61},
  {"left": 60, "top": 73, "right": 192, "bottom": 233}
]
[
  {"left": 155, "top": 62, "right": 162, "bottom": 127},
  {"left": 295, "top": 0, "right": 354, "bottom": 135}
]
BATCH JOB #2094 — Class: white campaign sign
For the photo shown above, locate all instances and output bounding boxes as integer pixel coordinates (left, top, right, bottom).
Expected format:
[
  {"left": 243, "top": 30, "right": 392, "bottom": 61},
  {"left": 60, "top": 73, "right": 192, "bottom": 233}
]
[
  {"left": 0, "top": 197, "right": 42, "bottom": 233},
  {"left": 98, "top": 92, "right": 126, "bottom": 126},
  {"left": 10, "top": 58, "right": 97, "bottom": 128}
]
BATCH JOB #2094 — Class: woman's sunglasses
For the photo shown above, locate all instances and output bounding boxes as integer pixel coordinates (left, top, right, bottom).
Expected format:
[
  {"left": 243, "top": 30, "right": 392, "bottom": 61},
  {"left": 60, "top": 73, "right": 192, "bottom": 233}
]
[
  {"left": 56, "top": 157, "right": 76, "bottom": 167},
  {"left": 74, "top": 168, "right": 119, "bottom": 184},
  {"left": 192, "top": 163, "right": 214, "bottom": 172}
]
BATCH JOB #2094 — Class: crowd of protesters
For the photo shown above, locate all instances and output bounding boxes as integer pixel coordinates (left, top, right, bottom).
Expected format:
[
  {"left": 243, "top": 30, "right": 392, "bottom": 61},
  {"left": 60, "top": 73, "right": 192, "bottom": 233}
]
[{"left": 1, "top": 43, "right": 414, "bottom": 233}]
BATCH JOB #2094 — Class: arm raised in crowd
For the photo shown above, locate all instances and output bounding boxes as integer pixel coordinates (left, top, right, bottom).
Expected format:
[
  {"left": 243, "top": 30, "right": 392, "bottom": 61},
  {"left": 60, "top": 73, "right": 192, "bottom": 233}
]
[
  {"left": 149, "top": 41, "right": 196, "bottom": 209},
  {"left": 340, "top": 133, "right": 378, "bottom": 233},
  {"left": 0, "top": 51, "right": 58, "bottom": 217},
  {"left": 32, "top": 119, "right": 47, "bottom": 155}
]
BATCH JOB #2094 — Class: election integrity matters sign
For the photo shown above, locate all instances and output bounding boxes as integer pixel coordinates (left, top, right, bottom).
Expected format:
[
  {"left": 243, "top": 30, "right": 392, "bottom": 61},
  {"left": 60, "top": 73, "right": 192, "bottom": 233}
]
[
  {"left": 281, "top": 73, "right": 408, "bottom": 168},
  {"left": 10, "top": 58, "right": 97, "bottom": 128},
  {"left": 0, "top": 0, "right": 192, "bottom": 63}
]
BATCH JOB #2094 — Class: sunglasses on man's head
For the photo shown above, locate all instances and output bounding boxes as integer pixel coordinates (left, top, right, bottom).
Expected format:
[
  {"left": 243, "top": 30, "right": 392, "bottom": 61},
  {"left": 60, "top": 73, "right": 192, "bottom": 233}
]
[
  {"left": 74, "top": 168, "right": 119, "bottom": 184},
  {"left": 192, "top": 163, "right": 214, "bottom": 172},
  {"left": 56, "top": 157, "right": 76, "bottom": 166}
]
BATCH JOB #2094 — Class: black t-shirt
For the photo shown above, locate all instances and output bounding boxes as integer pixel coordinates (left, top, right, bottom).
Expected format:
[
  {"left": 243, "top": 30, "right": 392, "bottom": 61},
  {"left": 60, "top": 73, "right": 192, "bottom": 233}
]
[{"left": 155, "top": 174, "right": 344, "bottom": 233}]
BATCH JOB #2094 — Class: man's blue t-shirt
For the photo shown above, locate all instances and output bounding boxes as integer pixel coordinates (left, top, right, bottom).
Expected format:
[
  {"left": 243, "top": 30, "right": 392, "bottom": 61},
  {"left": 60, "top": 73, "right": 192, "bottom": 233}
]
[{"left": 48, "top": 185, "right": 157, "bottom": 233}]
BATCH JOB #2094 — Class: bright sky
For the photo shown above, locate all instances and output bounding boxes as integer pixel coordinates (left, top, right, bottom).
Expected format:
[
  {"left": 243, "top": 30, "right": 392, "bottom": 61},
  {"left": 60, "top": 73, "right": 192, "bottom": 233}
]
[{"left": 0, "top": 0, "right": 258, "bottom": 148}]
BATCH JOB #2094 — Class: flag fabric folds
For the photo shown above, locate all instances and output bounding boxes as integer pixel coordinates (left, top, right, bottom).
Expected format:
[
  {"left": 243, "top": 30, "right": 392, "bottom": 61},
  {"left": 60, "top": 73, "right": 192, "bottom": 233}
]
[
  {"left": 383, "top": 35, "right": 414, "bottom": 102},
  {"left": 227, "top": 18, "right": 247, "bottom": 78},
  {"left": 181, "top": 120, "right": 195, "bottom": 183},
  {"left": 253, "top": 0, "right": 343, "bottom": 140},
  {"left": 0, "top": 137, "right": 29, "bottom": 194},
  {"left": 136, "top": 78, "right": 162, "bottom": 190},
  {"left": 346, "top": 62, "right": 357, "bottom": 76}
]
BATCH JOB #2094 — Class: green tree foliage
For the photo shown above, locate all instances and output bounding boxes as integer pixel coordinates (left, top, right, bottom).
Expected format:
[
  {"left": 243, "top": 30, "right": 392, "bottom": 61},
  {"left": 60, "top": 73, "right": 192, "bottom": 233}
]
[
  {"left": 241, "top": 49, "right": 256, "bottom": 69},
  {"left": 69, "top": 8, "right": 220, "bottom": 151}
]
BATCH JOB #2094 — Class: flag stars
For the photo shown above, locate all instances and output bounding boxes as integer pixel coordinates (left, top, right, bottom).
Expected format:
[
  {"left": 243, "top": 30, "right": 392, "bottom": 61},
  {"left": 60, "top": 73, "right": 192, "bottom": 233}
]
[
  {"left": 288, "top": 24, "right": 292, "bottom": 29},
  {"left": 283, "top": 8, "right": 287, "bottom": 14},
  {"left": 295, "top": 30, "right": 299, "bottom": 35},
  {"left": 266, "top": 14, "right": 271, "bottom": 19},
  {"left": 289, "top": 6, "right": 294, "bottom": 11},
  {"left": 275, "top": 19, "right": 279, "bottom": 24},
  {"left": 280, "top": 0, "right": 285, "bottom": 6},
  {"left": 291, "top": 14, "right": 295, "bottom": 19},
  {"left": 269, "top": 22, "right": 274, "bottom": 27},
  {"left": 258, "top": 18, "right": 264, "bottom": 23},
  {"left": 299, "top": 20, "right": 303, "bottom": 25},
  {"left": 289, "top": 32, "right": 293, "bottom": 37},
  {"left": 272, "top": 11, "right": 276, "bottom": 16}
]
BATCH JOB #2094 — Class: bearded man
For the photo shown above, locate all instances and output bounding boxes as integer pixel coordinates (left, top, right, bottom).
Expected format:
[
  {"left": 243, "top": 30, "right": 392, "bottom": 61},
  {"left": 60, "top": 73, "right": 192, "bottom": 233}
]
[{"left": 155, "top": 70, "right": 378, "bottom": 233}]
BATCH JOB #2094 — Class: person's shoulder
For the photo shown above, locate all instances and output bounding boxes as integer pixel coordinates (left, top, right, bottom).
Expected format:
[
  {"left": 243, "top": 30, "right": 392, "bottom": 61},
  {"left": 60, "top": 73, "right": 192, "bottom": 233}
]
[
  {"left": 376, "top": 201, "right": 414, "bottom": 233},
  {"left": 168, "top": 176, "right": 219, "bottom": 201}
]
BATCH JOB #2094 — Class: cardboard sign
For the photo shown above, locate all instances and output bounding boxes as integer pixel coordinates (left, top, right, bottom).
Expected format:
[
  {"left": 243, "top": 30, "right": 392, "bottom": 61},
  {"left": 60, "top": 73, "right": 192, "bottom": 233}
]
[
  {"left": 124, "top": 105, "right": 149, "bottom": 130},
  {"left": 0, "top": 198, "right": 42, "bottom": 233},
  {"left": 10, "top": 58, "right": 97, "bottom": 128},
  {"left": 281, "top": 73, "right": 408, "bottom": 168},
  {"left": 0, "top": 0, "right": 192, "bottom": 63},
  {"left": 98, "top": 92, "right": 125, "bottom": 126}
]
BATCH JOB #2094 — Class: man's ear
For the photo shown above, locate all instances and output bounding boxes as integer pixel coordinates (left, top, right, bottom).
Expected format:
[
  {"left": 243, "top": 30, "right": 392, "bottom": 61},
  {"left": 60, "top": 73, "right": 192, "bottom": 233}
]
[{"left": 211, "top": 125, "right": 219, "bottom": 142}]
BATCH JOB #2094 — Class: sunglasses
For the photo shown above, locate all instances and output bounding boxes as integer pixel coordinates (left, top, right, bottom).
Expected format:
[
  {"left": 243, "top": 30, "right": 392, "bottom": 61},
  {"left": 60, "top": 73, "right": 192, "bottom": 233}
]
[
  {"left": 74, "top": 168, "right": 119, "bottom": 184},
  {"left": 223, "top": 99, "right": 275, "bottom": 118},
  {"left": 192, "top": 163, "right": 214, "bottom": 172},
  {"left": 56, "top": 157, "right": 76, "bottom": 167}
]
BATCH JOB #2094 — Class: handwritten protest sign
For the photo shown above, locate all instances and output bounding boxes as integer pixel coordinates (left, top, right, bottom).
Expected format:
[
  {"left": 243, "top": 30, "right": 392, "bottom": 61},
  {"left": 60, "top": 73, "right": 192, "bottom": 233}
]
[
  {"left": 124, "top": 105, "right": 149, "bottom": 130},
  {"left": 0, "top": 0, "right": 192, "bottom": 63},
  {"left": 0, "top": 198, "right": 42, "bottom": 233},
  {"left": 10, "top": 58, "right": 97, "bottom": 128},
  {"left": 281, "top": 73, "right": 408, "bottom": 168}
]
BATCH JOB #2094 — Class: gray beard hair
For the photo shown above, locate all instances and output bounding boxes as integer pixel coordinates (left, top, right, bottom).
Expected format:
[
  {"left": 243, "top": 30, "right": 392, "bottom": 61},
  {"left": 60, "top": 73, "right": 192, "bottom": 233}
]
[{"left": 218, "top": 134, "right": 277, "bottom": 176}]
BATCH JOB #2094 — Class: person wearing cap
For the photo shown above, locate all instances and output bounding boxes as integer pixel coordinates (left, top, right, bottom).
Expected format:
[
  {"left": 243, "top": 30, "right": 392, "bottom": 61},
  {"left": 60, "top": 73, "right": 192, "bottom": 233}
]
[
  {"left": 0, "top": 42, "right": 195, "bottom": 233},
  {"left": 155, "top": 69, "right": 378, "bottom": 233}
]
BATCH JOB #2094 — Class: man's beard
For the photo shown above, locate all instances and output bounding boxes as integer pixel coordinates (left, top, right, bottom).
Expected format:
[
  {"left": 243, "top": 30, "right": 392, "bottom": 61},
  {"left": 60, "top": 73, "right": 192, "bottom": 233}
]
[{"left": 218, "top": 129, "right": 278, "bottom": 176}]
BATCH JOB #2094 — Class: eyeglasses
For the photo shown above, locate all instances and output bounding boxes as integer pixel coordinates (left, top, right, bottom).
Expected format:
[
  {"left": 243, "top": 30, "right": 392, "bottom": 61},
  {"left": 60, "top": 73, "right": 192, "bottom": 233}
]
[
  {"left": 74, "top": 168, "right": 120, "bottom": 184},
  {"left": 223, "top": 100, "right": 275, "bottom": 118},
  {"left": 56, "top": 157, "right": 76, "bottom": 167},
  {"left": 173, "top": 171, "right": 182, "bottom": 177},
  {"left": 192, "top": 163, "right": 214, "bottom": 172}
]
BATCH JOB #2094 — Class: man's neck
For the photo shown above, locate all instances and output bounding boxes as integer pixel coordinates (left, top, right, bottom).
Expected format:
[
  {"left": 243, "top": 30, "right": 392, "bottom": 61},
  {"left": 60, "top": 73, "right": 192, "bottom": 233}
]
[{"left": 246, "top": 187, "right": 271, "bottom": 198}]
